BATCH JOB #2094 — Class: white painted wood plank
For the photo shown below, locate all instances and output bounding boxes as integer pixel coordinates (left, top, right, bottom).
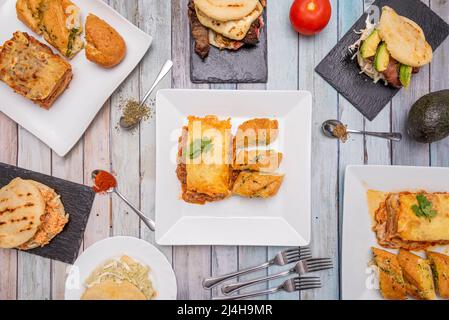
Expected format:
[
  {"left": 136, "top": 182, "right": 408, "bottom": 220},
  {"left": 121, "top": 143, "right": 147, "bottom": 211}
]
[
  {"left": 300, "top": 0, "right": 339, "bottom": 300},
  {"left": 51, "top": 142, "right": 84, "bottom": 299},
  {"left": 83, "top": 103, "right": 111, "bottom": 248},
  {"left": 392, "top": 0, "right": 430, "bottom": 167},
  {"left": 430, "top": 1, "right": 449, "bottom": 167},
  {"left": 171, "top": 0, "right": 211, "bottom": 300},
  {"left": 17, "top": 129, "right": 51, "bottom": 300},
  {"left": 138, "top": 0, "right": 173, "bottom": 262},
  {"left": 265, "top": 0, "right": 299, "bottom": 301},
  {"left": 110, "top": 0, "right": 141, "bottom": 238},
  {"left": 0, "top": 113, "right": 17, "bottom": 300}
]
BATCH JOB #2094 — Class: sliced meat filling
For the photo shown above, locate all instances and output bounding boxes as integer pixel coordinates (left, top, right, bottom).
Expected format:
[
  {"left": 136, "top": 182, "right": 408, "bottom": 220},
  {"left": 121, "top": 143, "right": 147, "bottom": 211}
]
[{"left": 188, "top": 0, "right": 210, "bottom": 59}]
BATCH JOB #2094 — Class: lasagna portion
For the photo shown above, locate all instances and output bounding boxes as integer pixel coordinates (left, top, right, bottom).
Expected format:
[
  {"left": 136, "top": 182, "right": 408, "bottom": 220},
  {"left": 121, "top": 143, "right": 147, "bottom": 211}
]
[
  {"left": 372, "top": 191, "right": 449, "bottom": 250},
  {"left": 0, "top": 31, "right": 72, "bottom": 109},
  {"left": 177, "top": 115, "right": 232, "bottom": 205}
]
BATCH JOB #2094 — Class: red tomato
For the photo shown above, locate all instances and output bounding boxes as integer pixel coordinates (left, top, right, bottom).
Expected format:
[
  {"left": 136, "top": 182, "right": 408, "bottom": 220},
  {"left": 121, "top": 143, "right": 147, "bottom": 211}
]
[{"left": 290, "top": 0, "right": 332, "bottom": 36}]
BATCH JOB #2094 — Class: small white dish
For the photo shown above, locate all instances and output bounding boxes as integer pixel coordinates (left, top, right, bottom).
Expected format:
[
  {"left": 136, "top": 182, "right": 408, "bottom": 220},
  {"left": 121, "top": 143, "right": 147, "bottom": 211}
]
[
  {"left": 64, "top": 236, "right": 177, "bottom": 300},
  {"left": 342, "top": 165, "right": 449, "bottom": 300},
  {"left": 155, "top": 89, "right": 312, "bottom": 246},
  {"left": 0, "top": 0, "right": 152, "bottom": 156}
]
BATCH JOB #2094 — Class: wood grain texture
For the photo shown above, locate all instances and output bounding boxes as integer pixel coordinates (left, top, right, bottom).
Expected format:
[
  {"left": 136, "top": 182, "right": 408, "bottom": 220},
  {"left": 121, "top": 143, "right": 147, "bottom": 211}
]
[
  {"left": 109, "top": 0, "right": 141, "bottom": 238},
  {"left": 265, "top": 0, "right": 299, "bottom": 301},
  {"left": 0, "top": 114, "right": 17, "bottom": 300},
  {"left": 17, "top": 129, "right": 51, "bottom": 300},
  {"left": 430, "top": 0, "right": 449, "bottom": 167},
  {"left": 138, "top": 0, "right": 172, "bottom": 260},
  {"left": 300, "top": 0, "right": 339, "bottom": 300}
]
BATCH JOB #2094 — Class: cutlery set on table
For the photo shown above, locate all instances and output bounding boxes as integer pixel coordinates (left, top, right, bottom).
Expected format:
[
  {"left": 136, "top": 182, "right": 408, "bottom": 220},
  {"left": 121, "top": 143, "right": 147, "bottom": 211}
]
[{"left": 203, "top": 247, "right": 333, "bottom": 300}]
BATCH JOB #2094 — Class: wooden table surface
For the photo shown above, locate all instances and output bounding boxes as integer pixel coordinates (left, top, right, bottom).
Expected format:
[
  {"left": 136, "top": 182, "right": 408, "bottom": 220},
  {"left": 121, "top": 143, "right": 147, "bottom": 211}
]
[{"left": 0, "top": 0, "right": 448, "bottom": 300}]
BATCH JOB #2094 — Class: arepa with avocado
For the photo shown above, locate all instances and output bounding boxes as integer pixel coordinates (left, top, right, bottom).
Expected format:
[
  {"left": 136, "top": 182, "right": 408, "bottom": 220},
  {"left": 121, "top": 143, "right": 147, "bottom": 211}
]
[{"left": 350, "top": 6, "right": 432, "bottom": 88}]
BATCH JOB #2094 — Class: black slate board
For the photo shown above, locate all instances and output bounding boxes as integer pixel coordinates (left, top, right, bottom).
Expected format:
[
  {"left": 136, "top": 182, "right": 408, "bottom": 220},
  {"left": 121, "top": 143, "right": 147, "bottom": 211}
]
[
  {"left": 315, "top": 0, "right": 449, "bottom": 121},
  {"left": 190, "top": 10, "right": 267, "bottom": 83},
  {"left": 0, "top": 162, "right": 95, "bottom": 264}
]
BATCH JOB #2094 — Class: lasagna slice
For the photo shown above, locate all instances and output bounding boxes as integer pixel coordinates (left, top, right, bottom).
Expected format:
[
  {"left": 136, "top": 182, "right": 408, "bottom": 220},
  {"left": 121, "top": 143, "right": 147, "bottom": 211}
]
[
  {"left": 177, "top": 116, "right": 232, "bottom": 204},
  {"left": 0, "top": 31, "right": 72, "bottom": 109},
  {"left": 373, "top": 192, "right": 449, "bottom": 250}
]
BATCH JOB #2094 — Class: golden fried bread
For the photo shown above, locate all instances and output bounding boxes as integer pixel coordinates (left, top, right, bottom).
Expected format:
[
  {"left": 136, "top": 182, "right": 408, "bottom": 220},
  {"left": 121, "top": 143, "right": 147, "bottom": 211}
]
[
  {"left": 427, "top": 251, "right": 449, "bottom": 299},
  {"left": 85, "top": 14, "right": 126, "bottom": 68},
  {"left": 397, "top": 249, "right": 436, "bottom": 300},
  {"left": 235, "top": 118, "right": 279, "bottom": 148},
  {"left": 233, "top": 149, "right": 283, "bottom": 173},
  {"left": 0, "top": 32, "right": 72, "bottom": 109},
  {"left": 232, "top": 172, "right": 284, "bottom": 198},
  {"left": 372, "top": 247, "right": 407, "bottom": 300},
  {"left": 16, "top": 0, "right": 84, "bottom": 59}
]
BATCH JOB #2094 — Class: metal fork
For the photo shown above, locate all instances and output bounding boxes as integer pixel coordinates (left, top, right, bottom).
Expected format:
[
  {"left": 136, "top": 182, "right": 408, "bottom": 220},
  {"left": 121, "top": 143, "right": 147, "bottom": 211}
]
[
  {"left": 213, "top": 277, "right": 321, "bottom": 300},
  {"left": 202, "top": 247, "right": 312, "bottom": 289},
  {"left": 221, "top": 258, "right": 332, "bottom": 295}
]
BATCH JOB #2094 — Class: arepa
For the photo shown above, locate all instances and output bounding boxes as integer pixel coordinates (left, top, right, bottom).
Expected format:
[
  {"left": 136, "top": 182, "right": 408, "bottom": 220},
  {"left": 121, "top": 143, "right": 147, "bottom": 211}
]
[
  {"left": 193, "top": 0, "right": 259, "bottom": 21},
  {"left": 17, "top": 180, "right": 68, "bottom": 250},
  {"left": 378, "top": 6, "right": 433, "bottom": 67},
  {"left": 0, "top": 178, "right": 45, "bottom": 248},
  {"left": 196, "top": 2, "right": 263, "bottom": 41},
  {"left": 81, "top": 280, "right": 147, "bottom": 300}
]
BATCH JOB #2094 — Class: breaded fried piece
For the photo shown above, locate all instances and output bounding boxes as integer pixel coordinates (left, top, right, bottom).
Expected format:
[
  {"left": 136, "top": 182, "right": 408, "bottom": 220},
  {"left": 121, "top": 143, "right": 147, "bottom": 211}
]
[
  {"left": 427, "top": 251, "right": 449, "bottom": 299},
  {"left": 397, "top": 249, "right": 436, "bottom": 300},
  {"left": 235, "top": 118, "right": 279, "bottom": 148},
  {"left": 233, "top": 149, "right": 283, "bottom": 173},
  {"left": 372, "top": 247, "right": 407, "bottom": 300},
  {"left": 232, "top": 172, "right": 284, "bottom": 198},
  {"left": 85, "top": 14, "right": 127, "bottom": 68}
]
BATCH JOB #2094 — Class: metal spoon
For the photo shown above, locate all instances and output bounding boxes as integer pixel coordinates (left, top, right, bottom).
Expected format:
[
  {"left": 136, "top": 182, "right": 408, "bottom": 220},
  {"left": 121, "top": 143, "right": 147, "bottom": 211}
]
[
  {"left": 91, "top": 170, "right": 156, "bottom": 231},
  {"left": 322, "top": 119, "right": 402, "bottom": 141},
  {"left": 119, "top": 59, "right": 173, "bottom": 130}
]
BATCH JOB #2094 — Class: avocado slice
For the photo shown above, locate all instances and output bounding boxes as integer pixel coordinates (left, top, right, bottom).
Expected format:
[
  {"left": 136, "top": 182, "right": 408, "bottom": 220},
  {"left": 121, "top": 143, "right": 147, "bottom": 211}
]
[
  {"left": 360, "top": 30, "right": 381, "bottom": 59},
  {"left": 399, "top": 65, "right": 413, "bottom": 88},
  {"left": 406, "top": 90, "right": 449, "bottom": 143},
  {"left": 374, "top": 42, "right": 390, "bottom": 72}
]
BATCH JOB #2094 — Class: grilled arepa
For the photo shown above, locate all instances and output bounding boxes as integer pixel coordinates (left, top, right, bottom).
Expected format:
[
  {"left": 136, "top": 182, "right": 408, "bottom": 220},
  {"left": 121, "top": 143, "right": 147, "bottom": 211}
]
[
  {"left": 193, "top": 0, "right": 260, "bottom": 21},
  {"left": 427, "top": 251, "right": 449, "bottom": 299},
  {"left": 0, "top": 178, "right": 45, "bottom": 249},
  {"left": 0, "top": 32, "right": 72, "bottom": 109},
  {"left": 397, "top": 249, "right": 436, "bottom": 300},
  {"left": 372, "top": 247, "right": 407, "bottom": 300},
  {"left": 16, "top": 0, "right": 84, "bottom": 58},
  {"left": 85, "top": 14, "right": 127, "bottom": 68},
  {"left": 17, "top": 181, "right": 68, "bottom": 250}
]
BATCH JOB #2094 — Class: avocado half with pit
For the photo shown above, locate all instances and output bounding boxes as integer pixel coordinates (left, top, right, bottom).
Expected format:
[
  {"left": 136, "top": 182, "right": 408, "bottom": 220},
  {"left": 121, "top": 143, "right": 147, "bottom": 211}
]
[{"left": 407, "top": 90, "right": 449, "bottom": 143}]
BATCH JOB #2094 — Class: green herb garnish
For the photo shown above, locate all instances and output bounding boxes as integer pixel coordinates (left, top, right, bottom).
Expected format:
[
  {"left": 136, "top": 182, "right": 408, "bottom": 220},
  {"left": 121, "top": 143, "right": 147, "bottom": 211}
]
[
  {"left": 66, "top": 27, "right": 79, "bottom": 57},
  {"left": 185, "top": 137, "right": 213, "bottom": 160},
  {"left": 412, "top": 194, "right": 437, "bottom": 221}
]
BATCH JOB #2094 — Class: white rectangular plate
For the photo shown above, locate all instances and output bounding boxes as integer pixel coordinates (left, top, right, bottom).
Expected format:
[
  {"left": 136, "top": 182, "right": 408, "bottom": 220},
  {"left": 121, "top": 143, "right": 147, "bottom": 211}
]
[
  {"left": 342, "top": 165, "right": 449, "bottom": 300},
  {"left": 155, "top": 89, "right": 312, "bottom": 246},
  {"left": 0, "top": 0, "right": 152, "bottom": 156}
]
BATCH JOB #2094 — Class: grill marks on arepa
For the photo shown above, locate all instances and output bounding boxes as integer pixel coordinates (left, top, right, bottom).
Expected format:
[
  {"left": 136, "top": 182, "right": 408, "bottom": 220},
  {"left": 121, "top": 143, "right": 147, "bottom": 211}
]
[
  {"left": 0, "top": 177, "right": 68, "bottom": 249},
  {"left": 0, "top": 178, "right": 45, "bottom": 248}
]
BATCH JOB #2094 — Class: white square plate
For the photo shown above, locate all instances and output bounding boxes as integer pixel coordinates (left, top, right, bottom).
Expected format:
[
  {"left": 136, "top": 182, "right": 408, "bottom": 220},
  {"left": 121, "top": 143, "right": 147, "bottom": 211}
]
[
  {"left": 0, "top": 0, "right": 152, "bottom": 156},
  {"left": 155, "top": 89, "right": 312, "bottom": 246},
  {"left": 342, "top": 165, "right": 449, "bottom": 300}
]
